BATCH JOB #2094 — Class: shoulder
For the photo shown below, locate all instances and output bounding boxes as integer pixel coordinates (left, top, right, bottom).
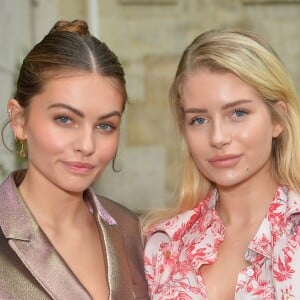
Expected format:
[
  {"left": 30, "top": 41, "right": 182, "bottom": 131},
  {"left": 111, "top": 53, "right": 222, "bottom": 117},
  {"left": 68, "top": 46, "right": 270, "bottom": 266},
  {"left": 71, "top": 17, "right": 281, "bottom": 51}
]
[
  {"left": 144, "top": 209, "right": 197, "bottom": 265},
  {"left": 96, "top": 195, "right": 139, "bottom": 226},
  {"left": 97, "top": 195, "right": 149, "bottom": 294},
  {"left": 144, "top": 231, "right": 171, "bottom": 261},
  {"left": 145, "top": 206, "right": 203, "bottom": 245},
  {"left": 95, "top": 194, "right": 144, "bottom": 252},
  {"left": 287, "top": 189, "right": 300, "bottom": 216},
  {"left": 94, "top": 195, "right": 142, "bottom": 242},
  {"left": 146, "top": 190, "right": 216, "bottom": 241}
]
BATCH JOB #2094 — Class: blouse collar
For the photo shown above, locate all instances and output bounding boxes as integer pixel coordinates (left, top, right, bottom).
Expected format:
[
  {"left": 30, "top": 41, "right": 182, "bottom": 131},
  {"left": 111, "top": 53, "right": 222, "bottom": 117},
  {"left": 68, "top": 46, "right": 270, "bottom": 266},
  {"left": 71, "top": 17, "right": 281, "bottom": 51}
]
[{"left": 148, "top": 185, "right": 300, "bottom": 245}]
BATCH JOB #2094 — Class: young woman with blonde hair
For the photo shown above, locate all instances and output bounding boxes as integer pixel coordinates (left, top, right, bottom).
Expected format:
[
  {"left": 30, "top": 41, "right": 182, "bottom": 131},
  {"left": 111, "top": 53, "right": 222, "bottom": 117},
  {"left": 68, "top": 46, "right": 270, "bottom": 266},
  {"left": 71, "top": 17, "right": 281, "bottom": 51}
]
[{"left": 144, "top": 29, "right": 300, "bottom": 299}]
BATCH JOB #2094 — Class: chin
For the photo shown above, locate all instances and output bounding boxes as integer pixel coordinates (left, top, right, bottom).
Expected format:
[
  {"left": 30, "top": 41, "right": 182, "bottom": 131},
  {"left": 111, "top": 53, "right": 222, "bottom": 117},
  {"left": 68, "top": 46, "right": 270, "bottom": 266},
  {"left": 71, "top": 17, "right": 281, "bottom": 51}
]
[
  {"left": 59, "top": 183, "right": 91, "bottom": 194},
  {"left": 215, "top": 178, "right": 248, "bottom": 190}
]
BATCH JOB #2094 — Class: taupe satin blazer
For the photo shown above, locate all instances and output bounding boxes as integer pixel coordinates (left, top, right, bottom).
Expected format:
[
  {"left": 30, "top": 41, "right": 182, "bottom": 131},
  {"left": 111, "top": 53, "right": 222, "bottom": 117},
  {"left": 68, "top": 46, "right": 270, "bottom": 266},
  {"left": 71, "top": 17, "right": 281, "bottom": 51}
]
[{"left": 0, "top": 170, "right": 149, "bottom": 299}]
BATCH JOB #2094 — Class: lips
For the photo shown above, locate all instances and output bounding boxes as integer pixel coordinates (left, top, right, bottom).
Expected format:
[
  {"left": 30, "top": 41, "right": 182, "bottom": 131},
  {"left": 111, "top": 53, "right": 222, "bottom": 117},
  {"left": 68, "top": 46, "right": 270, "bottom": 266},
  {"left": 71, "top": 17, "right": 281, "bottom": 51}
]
[
  {"left": 208, "top": 154, "right": 242, "bottom": 168},
  {"left": 63, "top": 161, "right": 95, "bottom": 174}
]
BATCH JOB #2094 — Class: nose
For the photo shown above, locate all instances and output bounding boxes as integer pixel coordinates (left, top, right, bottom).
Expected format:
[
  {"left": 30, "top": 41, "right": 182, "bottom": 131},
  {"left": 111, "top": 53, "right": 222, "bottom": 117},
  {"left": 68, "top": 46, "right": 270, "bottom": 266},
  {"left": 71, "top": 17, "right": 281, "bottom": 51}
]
[
  {"left": 73, "top": 128, "right": 95, "bottom": 156},
  {"left": 210, "top": 119, "right": 232, "bottom": 149}
]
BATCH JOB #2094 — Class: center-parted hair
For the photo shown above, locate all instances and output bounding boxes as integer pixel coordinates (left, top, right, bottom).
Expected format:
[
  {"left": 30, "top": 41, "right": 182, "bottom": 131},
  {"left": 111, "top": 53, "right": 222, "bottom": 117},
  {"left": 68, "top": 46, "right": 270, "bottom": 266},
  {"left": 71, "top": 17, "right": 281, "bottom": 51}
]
[
  {"left": 15, "top": 19, "right": 127, "bottom": 109},
  {"left": 1, "top": 19, "right": 127, "bottom": 159}
]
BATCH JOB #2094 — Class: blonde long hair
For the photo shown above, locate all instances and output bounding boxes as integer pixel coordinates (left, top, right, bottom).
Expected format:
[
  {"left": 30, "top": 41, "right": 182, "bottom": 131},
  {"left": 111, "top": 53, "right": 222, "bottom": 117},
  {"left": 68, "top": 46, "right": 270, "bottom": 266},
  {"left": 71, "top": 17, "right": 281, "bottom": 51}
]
[{"left": 143, "top": 29, "right": 300, "bottom": 231}]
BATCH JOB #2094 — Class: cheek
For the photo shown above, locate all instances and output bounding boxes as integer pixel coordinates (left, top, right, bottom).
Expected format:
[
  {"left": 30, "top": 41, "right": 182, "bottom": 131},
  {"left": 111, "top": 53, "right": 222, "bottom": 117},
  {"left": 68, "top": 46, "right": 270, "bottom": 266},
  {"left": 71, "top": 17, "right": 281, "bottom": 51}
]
[
  {"left": 26, "top": 126, "right": 70, "bottom": 155},
  {"left": 233, "top": 121, "right": 274, "bottom": 170},
  {"left": 184, "top": 132, "right": 206, "bottom": 159},
  {"left": 184, "top": 132, "right": 195, "bottom": 153},
  {"left": 235, "top": 120, "right": 273, "bottom": 148},
  {"left": 97, "top": 135, "right": 119, "bottom": 162}
]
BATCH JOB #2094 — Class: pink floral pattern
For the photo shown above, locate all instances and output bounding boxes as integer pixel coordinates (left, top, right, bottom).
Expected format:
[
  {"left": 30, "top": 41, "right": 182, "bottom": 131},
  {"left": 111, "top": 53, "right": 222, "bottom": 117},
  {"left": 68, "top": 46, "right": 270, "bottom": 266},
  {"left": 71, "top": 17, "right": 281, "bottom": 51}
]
[{"left": 144, "top": 186, "right": 300, "bottom": 299}]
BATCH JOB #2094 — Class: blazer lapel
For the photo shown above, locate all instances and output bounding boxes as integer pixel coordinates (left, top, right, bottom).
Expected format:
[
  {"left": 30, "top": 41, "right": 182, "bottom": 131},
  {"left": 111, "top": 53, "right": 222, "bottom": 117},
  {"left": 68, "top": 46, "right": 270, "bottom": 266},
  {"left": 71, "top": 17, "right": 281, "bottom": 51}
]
[
  {"left": 85, "top": 188, "right": 136, "bottom": 299},
  {"left": 0, "top": 172, "right": 91, "bottom": 300},
  {"left": 97, "top": 218, "right": 135, "bottom": 300}
]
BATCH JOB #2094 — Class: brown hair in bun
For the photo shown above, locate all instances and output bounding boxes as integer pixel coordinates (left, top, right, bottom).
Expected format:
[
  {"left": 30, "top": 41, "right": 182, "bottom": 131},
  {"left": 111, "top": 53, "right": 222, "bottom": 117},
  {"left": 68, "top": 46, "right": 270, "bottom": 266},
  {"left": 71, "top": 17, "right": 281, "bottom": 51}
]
[{"left": 15, "top": 19, "right": 127, "bottom": 109}]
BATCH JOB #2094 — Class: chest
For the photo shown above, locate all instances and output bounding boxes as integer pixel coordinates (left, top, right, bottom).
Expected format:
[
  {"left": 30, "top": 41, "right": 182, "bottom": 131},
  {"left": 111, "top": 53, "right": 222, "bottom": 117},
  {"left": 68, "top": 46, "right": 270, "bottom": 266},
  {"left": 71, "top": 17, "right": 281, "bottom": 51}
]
[
  {"left": 45, "top": 221, "right": 109, "bottom": 299},
  {"left": 199, "top": 225, "right": 259, "bottom": 300},
  {"left": 153, "top": 223, "right": 300, "bottom": 300}
]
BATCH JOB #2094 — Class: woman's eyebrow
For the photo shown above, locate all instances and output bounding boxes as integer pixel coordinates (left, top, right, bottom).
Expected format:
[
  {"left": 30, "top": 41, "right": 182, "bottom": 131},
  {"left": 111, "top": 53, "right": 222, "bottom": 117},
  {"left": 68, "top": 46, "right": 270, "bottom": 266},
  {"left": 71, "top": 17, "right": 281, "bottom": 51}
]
[
  {"left": 48, "top": 103, "right": 84, "bottom": 117},
  {"left": 183, "top": 99, "right": 253, "bottom": 113},
  {"left": 98, "top": 111, "right": 121, "bottom": 120},
  {"left": 48, "top": 103, "right": 122, "bottom": 120},
  {"left": 221, "top": 99, "right": 252, "bottom": 110}
]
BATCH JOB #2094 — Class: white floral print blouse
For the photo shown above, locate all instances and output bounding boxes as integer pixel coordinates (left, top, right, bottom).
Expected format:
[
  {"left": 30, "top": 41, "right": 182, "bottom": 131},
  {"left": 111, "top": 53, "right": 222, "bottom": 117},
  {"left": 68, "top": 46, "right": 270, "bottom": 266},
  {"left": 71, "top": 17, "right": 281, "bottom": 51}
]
[{"left": 144, "top": 186, "right": 300, "bottom": 300}]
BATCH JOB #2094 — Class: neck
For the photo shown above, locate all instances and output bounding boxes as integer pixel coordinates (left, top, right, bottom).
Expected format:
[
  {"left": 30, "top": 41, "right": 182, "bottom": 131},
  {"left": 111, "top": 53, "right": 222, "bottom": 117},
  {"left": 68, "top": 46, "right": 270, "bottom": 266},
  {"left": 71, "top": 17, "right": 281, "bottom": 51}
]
[
  {"left": 18, "top": 168, "right": 89, "bottom": 230},
  {"left": 216, "top": 168, "right": 278, "bottom": 227}
]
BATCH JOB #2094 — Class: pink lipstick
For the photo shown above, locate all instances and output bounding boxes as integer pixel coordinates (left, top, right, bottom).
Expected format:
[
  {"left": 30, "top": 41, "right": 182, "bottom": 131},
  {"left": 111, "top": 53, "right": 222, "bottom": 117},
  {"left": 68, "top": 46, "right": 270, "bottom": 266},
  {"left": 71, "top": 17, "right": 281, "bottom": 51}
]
[
  {"left": 63, "top": 161, "right": 94, "bottom": 174},
  {"left": 208, "top": 154, "right": 241, "bottom": 168}
]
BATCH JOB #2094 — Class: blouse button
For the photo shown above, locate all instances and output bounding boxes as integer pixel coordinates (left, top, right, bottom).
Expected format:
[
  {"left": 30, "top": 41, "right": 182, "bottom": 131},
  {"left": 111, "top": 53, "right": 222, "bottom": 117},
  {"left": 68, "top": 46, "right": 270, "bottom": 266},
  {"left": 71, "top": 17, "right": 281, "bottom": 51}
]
[
  {"left": 284, "top": 294, "right": 292, "bottom": 300},
  {"left": 246, "top": 267, "right": 254, "bottom": 277}
]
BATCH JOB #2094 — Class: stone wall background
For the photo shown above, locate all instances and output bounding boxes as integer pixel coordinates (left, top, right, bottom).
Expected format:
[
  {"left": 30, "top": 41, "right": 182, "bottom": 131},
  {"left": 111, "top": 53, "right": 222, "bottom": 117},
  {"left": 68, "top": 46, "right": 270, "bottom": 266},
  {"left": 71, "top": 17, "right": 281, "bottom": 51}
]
[{"left": 0, "top": 0, "right": 299, "bottom": 212}]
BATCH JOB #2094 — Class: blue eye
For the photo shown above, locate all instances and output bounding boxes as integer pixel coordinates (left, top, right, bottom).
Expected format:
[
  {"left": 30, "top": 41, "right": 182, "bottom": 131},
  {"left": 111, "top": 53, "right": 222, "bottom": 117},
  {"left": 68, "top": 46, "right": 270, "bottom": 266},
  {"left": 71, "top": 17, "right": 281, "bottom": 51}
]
[
  {"left": 233, "top": 109, "right": 248, "bottom": 118},
  {"left": 97, "top": 123, "right": 114, "bottom": 132},
  {"left": 56, "top": 116, "right": 72, "bottom": 124},
  {"left": 191, "top": 117, "right": 207, "bottom": 125}
]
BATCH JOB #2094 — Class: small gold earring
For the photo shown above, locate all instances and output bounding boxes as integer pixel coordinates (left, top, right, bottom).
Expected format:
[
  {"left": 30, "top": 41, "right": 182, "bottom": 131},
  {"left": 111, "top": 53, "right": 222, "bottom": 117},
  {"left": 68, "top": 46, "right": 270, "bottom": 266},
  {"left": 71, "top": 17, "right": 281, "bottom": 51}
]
[
  {"left": 15, "top": 137, "right": 26, "bottom": 158},
  {"left": 19, "top": 140, "right": 26, "bottom": 158}
]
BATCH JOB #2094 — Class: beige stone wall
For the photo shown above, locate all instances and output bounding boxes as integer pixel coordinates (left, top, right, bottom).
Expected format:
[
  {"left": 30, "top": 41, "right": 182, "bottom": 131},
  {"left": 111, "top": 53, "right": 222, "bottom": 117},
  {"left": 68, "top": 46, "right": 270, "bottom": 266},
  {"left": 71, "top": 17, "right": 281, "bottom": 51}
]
[
  {"left": 0, "top": 0, "right": 32, "bottom": 177},
  {"left": 1, "top": 0, "right": 299, "bottom": 211}
]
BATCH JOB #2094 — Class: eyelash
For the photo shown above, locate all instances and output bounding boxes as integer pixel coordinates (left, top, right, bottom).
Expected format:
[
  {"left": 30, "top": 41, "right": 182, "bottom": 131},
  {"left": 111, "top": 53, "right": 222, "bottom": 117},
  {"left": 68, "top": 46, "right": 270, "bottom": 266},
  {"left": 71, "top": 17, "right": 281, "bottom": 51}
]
[
  {"left": 54, "top": 115, "right": 116, "bottom": 132},
  {"left": 97, "top": 123, "right": 116, "bottom": 132},
  {"left": 190, "top": 116, "right": 207, "bottom": 125},
  {"left": 232, "top": 108, "right": 249, "bottom": 118},
  {"left": 188, "top": 108, "right": 249, "bottom": 125},
  {"left": 55, "top": 115, "right": 73, "bottom": 125}
]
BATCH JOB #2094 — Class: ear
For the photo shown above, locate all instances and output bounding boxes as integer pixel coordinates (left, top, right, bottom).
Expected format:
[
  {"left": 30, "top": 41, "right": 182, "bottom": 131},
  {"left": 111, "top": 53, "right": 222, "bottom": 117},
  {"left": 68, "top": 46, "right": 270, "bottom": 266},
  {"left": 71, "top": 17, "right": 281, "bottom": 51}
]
[
  {"left": 272, "top": 100, "right": 287, "bottom": 138},
  {"left": 8, "top": 99, "right": 27, "bottom": 140}
]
